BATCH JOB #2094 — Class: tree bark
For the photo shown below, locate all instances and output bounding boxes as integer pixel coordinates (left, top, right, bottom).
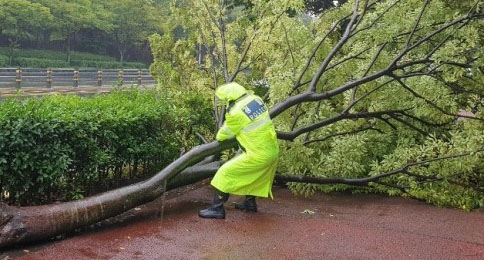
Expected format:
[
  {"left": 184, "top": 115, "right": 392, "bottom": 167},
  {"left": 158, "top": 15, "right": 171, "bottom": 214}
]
[
  {"left": 0, "top": 141, "right": 235, "bottom": 248},
  {"left": 7, "top": 37, "right": 20, "bottom": 66},
  {"left": 119, "top": 48, "right": 125, "bottom": 64},
  {"left": 66, "top": 35, "right": 71, "bottom": 65}
]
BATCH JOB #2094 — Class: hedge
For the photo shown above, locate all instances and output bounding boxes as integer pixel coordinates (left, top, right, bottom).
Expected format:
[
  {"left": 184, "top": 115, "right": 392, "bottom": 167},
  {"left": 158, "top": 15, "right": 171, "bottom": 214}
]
[
  {"left": 0, "top": 88, "right": 215, "bottom": 205},
  {"left": 11, "top": 57, "right": 145, "bottom": 69},
  {"left": 13, "top": 57, "right": 69, "bottom": 68},
  {"left": 70, "top": 60, "right": 147, "bottom": 69},
  {"left": 0, "top": 48, "right": 148, "bottom": 68},
  {"left": 0, "top": 48, "right": 117, "bottom": 62}
]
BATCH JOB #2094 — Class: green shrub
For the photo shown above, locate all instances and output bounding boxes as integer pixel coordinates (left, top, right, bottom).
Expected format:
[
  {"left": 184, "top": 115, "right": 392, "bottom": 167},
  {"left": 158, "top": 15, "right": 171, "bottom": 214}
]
[
  {"left": 0, "top": 47, "right": 66, "bottom": 61},
  {"left": 6, "top": 57, "right": 146, "bottom": 69},
  {"left": 121, "top": 62, "right": 149, "bottom": 69},
  {"left": 0, "top": 48, "right": 117, "bottom": 62},
  {"left": 0, "top": 48, "right": 148, "bottom": 68},
  {"left": 13, "top": 57, "right": 69, "bottom": 68},
  {"left": 70, "top": 60, "right": 146, "bottom": 69},
  {"left": 0, "top": 55, "right": 8, "bottom": 66},
  {"left": 0, "top": 88, "right": 214, "bottom": 205},
  {"left": 70, "top": 51, "right": 117, "bottom": 62}
]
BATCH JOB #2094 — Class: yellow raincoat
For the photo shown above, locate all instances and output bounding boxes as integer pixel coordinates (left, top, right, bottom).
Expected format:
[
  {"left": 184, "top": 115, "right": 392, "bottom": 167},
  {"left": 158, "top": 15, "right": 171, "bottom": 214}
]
[{"left": 211, "top": 82, "right": 279, "bottom": 198}]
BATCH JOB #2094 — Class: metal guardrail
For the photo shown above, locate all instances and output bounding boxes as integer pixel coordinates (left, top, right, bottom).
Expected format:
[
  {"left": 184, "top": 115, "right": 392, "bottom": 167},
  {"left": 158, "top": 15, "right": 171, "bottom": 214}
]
[{"left": 0, "top": 68, "right": 156, "bottom": 89}]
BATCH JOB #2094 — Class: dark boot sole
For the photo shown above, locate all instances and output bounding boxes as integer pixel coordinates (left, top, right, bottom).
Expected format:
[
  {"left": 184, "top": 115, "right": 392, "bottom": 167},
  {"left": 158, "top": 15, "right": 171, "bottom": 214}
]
[
  {"left": 234, "top": 203, "right": 257, "bottom": 212},
  {"left": 198, "top": 213, "right": 226, "bottom": 219},
  {"left": 198, "top": 209, "right": 226, "bottom": 219}
]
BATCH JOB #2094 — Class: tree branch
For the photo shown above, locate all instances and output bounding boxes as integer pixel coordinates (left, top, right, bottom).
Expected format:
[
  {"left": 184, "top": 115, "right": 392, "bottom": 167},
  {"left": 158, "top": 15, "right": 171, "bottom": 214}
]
[
  {"left": 389, "top": 114, "right": 430, "bottom": 136},
  {"left": 277, "top": 110, "right": 406, "bottom": 141},
  {"left": 390, "top": 14, "right": 479, "bottom": 69},
  {"left": 195, "top": 132, "right": 209, "bottom": 144},
  {"left": 292, "top": 14, "right": 351, "bottom": 91},
  {"left": 392, "top": 76, "right": 484, "bottom": 121},
  {"left": 228, "top": 33, "right": 255, "bottom": 82},
  {"left": 343, "top": 78, "right": 394, "bottom": 114},
  {"left": 303, "top": 126, "right": 382, "bottom": 145},
  {"left": 349, "top": 42, "right": 388, "bottom": 104},
  {"left": 275, "top": 149, "right": 483, "bottom": 186},
  {"left": 325, "top": 46, "right": 373, "bottom": 73},
  {"left": 219, "top": 9, "right": 229, "bottom": 82},
  {"left": 282, "top": 22, "right": 296, "bottom": 68},
  {"left": 351, "top": 0, "right": 402, "bottom": 36},
  {"left": 406, "top": 0, "right": 430, "bottom": 47},
  {"left": 290, "top": 103, "right": 304, "bottom": 131},
  {"left": 271, "top": 8, "right": 477, "bottom": 118},
  {"left": 373, "top": 180, "right": 408, "bottom": 193},
  {"left": 199, "top": 29, "right": 219, "bottom": 89},
  {"left": 352, "top": 0, "right": 371, "bottom": 29},
  {"left": 229, "top": 10, "right": 285, "bottom": 82},
  {"left": 308, "top": 0, "right": 361, "bottom": 92},
  {"left": 404, "top": 170, "right": 484, "bottom": 193}
]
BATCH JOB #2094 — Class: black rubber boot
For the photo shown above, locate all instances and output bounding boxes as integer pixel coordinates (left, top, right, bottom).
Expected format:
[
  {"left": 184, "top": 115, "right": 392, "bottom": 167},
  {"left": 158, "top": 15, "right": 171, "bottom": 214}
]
[
  {"left": 199, "top": 190, "right": 229, "bottom": 219},
  {"left": 234, "top": 195, "right": 257, "bottom": 212}
]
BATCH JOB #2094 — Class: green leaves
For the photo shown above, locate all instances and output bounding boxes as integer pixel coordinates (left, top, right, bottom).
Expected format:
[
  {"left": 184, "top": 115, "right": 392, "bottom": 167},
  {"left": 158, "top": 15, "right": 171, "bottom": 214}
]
[
  {"left": 0, "top": 88, "right": 214, "bottom": 206},
  {"left": 0, "top": 0, "right": 53, "bottom": 40},
  {"left": 148, "top": 0, "right": 483, "bottom": 210}
]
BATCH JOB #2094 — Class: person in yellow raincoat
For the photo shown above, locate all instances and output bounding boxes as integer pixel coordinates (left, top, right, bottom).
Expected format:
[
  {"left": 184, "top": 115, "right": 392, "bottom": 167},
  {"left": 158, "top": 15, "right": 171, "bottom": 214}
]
[{"left": 199, "top": 82, "right": 279, "bottom": 219}]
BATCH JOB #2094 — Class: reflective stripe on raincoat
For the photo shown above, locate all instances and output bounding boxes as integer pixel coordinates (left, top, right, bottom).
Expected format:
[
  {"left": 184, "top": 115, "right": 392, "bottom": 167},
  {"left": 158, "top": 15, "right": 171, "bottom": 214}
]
[{"left": 211, "top": 82, "right": 279, "bottom": 198}]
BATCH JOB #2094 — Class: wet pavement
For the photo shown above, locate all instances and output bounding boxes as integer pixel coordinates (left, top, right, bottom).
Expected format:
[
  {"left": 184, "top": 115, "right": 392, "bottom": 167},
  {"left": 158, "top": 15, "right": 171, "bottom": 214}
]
[{"left": 2, "top": 184, "right": 483, "bottom": 260}]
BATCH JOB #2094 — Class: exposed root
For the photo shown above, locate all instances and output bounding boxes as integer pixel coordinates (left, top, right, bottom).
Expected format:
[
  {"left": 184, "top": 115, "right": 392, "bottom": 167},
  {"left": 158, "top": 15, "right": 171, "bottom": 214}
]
[
  {"left": 0, "top": 203, "right": 16, "bottom": 247},
  {"left": 0, "top": 203, "right": 13, "bottom": 228}
]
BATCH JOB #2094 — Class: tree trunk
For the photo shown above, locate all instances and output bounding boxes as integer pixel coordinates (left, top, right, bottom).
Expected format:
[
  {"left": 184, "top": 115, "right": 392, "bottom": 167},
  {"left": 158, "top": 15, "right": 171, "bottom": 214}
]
[
  {"left": 7, "top": 37, "right": 19, "bottom": 66},
  {"left": 119, "top": 46, "right": 126, "bottom": 64},
  {"left": 5, "top": 146, "right": 474, "bottom": 249},
  {"left": 198, "top": 43, "right": 203, "bottom": 64},
  {"left": 66, "top": 36, "right": 71, "bottom": 65},
  {"left": 0, "top": 141, "right": 235, "bottom": 248}
]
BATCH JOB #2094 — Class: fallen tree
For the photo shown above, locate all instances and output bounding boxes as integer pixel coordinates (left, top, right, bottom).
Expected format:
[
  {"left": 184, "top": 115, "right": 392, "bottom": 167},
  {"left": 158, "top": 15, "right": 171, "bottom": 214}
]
[
  {"left": 0, "top": 143, "right": 232, "bottom": 248},
  {"left": 1, "top": 0, "right": 483, "bottom": 248}
]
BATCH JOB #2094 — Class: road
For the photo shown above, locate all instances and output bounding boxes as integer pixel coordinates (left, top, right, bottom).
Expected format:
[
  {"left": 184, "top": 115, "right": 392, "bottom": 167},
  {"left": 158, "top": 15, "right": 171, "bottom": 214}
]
[{"left": 2, "top": 184, "right": 483, "bottom": 260}]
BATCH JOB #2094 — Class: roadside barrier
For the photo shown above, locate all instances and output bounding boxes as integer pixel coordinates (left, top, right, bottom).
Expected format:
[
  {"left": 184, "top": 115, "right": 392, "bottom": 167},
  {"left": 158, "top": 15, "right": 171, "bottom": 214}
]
[{"left": 0, "top": 68, "right": 155, "bottom": 89}]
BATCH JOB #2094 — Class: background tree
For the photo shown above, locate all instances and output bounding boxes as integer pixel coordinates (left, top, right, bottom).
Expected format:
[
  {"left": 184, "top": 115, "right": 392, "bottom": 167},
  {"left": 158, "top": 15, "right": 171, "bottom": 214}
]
[
  {"left": 0, "top": 0, "right": 178, "bottom": 66},
  {"left": 1, "top": 0, "right": 483, "bottom": 248},
  {"left": 34, "top": 0, "right": 112, "bottom": 64},
  {"left": 0, "top": 0, "right": 53, "bottom": 65},
  {"left": 103, "top": 0, "right": 160, "bottom": 63}
]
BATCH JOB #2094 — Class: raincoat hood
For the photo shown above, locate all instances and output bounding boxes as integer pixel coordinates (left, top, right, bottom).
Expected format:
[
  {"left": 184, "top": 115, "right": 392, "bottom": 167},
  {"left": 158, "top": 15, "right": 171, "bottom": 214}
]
[{"left": 215, "top": 82, "right": 248, "bottom": 102}]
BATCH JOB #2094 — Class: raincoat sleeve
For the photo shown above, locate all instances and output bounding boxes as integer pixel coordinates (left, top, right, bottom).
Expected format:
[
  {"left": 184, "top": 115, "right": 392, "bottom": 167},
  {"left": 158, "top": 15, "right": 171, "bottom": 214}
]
[{"left": 216, "top": 112, "right": 246, "bottom": 141}]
